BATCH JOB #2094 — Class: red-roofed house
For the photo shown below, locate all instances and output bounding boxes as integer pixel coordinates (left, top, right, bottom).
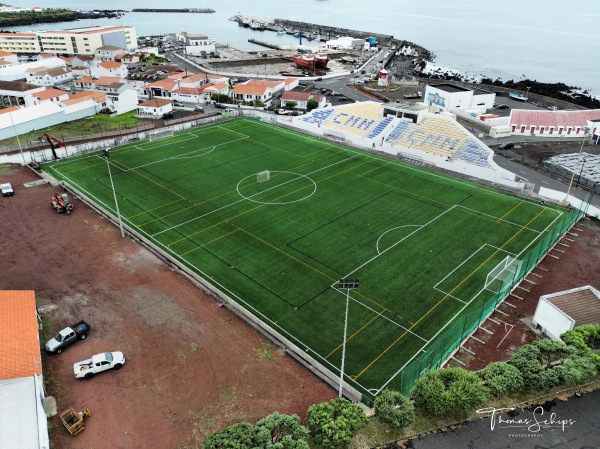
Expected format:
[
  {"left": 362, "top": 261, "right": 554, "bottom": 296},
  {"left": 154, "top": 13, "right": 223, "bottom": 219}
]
[
  {"left": 137, "top": 98, "right": 173, "bottom": 117},
  {"left": 0, "top": 290, "right": 49, "bottom": 449},
  {"left": 90, "top": 60, "right": 127, "bottom": 79},
  {"left": 232, "top": 79, "right": 285, "bottom": 107},
  {"left": 281, "top": 91, "right": 326, "bottom": 111},
  {"left": 0, "top": 50, "right": 18, "bottom": 65},
  {"left": 95, "top": 45, "right": 124, "bottom": 61},
  {"left": 31, "top": 88, "right": 69, "bottom": 105},
  {"left": 509, "top": 109, "right": 600, "bottom": 138}
]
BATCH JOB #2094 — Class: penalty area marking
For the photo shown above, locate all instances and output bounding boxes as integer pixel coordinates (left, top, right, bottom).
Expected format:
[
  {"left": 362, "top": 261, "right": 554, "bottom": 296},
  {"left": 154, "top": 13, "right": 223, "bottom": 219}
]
[{"left": 236, "top": 171, "right": 317, "bottom": 205}]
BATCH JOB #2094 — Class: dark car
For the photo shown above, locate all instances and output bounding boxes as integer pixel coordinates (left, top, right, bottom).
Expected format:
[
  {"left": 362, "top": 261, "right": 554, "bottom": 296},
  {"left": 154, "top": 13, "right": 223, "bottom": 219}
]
[
  {"left": 497, "top": 142, "right": 514, "bottom": 150},
  {"left": 496, "top": 104, "right": 510, "bottom": 110}
]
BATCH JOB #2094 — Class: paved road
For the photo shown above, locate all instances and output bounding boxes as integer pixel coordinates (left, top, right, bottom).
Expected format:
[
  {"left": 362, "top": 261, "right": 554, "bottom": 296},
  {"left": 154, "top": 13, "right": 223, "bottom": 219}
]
[{"left": 412, "top": 389, "right": 600, "bottom": 449}]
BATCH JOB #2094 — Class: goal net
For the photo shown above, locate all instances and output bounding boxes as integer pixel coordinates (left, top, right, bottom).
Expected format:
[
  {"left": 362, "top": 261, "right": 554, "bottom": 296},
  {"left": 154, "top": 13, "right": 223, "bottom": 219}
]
[
  {"left": 257, "top": 170, "right": 270, "bottom": 183},
  {"left": 148, "top": 128, "right": 174, "bottom": 142},
  {"left": 485, "top": 255, "right": 522, "bottom": 294}
]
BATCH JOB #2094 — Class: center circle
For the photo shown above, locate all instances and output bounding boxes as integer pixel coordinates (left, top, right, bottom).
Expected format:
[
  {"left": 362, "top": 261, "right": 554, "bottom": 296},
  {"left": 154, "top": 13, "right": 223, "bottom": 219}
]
[{"left": 236, "top": 171, "right": 317, "bottom": 205}]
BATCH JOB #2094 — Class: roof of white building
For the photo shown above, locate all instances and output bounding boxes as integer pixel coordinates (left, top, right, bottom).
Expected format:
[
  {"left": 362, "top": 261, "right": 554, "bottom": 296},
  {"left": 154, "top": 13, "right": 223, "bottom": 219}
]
[
  {"left": 540, "top": 285, "right": 600, "bottom": 327},
  {"left": 0, "top": 376, "right": 45, "bottom": 449}
]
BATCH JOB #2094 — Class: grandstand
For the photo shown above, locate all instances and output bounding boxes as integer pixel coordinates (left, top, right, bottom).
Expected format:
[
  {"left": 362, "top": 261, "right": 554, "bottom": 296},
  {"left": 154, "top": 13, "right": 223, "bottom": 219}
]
[{"left": 292, "top": 102, "right": 518, "bottom": 188}]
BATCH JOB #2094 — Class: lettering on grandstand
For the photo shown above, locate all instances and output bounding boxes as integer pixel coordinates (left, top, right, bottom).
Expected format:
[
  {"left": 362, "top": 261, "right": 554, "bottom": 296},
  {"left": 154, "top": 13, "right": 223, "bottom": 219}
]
[
  {"left": 427, "top": 92, "right": 446, "bottom": 108},
  {"left": 332, "top": 113, "right": 376, "bottom": 131}
]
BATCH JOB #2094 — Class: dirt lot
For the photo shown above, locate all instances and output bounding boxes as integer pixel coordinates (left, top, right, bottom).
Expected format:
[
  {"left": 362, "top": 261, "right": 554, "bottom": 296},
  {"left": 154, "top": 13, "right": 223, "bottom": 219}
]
[{"left": 0, "top": 164, "right": 335, "bottom": 449}]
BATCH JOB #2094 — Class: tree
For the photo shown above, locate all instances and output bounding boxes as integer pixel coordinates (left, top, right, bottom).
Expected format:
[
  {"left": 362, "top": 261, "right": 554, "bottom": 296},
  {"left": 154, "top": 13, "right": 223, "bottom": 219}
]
[
  {"left": 202, "top": 422, "right": 257, "bottom": 449},
  {"left": 255, "top": 413, "right": 309, "bottom": 449},
  {"left": 373, "top": 389, "right": 414, "bottom": 430},
  {"left": 554, "top": 355, "right": 598, "bottom": 385},
  {"left": 478, "top": 362, "right": 524, "bottom": 396},
  {"left": 307, "top": 398, "right": 368, "bottom": 449},
  {"left": 411, "top": 368, "right": 488, "bottom": 417},
  {"left": 284, "top": 101, "right": 297, "bottom": 111},
  {"left": 561, "top": 324, "right": 600, "bottom": 368},
  {"left": 306, "top": 98, "right": 319, "bottom": 112}
]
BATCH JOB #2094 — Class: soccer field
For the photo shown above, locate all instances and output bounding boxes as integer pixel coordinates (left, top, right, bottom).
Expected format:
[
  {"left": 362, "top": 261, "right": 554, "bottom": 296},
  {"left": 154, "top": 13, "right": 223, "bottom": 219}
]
[{"left": 43, "top": 118, "right": 572, "bottom": 401}]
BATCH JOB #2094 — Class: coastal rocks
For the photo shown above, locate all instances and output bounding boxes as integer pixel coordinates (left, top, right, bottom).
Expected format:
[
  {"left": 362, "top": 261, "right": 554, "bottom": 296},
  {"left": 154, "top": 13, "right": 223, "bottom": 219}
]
[{"left": 0, "top": 9, "right": 125, "bottom": 28}]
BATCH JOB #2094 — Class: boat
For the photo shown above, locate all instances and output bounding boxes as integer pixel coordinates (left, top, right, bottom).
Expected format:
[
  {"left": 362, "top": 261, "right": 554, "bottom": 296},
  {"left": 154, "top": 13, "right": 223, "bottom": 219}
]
[
  {"left": 293, "top": 31, "right": 302, "bottom": 38},
  {"left": 314, "top": 53, "right": 329, "bottom": 69},
  {"left": 290, "top": 54, "right": 315, "bottom": 70},
  {"left": 508, "top": 92, "right": 528, "bottom": 102},
  {"left": 277, "top": 29, "right": 285, "bottom": 34}
]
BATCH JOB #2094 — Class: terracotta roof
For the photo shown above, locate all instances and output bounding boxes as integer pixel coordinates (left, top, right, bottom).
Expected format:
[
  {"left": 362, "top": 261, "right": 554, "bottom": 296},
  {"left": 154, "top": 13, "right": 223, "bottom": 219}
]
[
  {"left": 140, "top": 98, "right": 172, "bottom": 107},
  {"left": 177, "top": 87, "right": 203, "bottom": 95},
  {"left": 544, "top": 286, "right": 600, "bottom": 327},
  {"left": 38, "top": 53, "right": 55, "bottom": 58},
  {"left": 0, "top": 291, "right": 41, "bottom": 380},
  {"left": 181, "top": 73, "right": 210, "bottom": 83},
  {"left": 0, "top": 32, "right": 36, "bottom": 37},
  {"left": 33, "top": 88, "right": 68, "bottom": 100},
  {"left": 510, "top": 109, "right": 600, "bottom": 129},
  {"left": 168, "top": 71, "right": 193, "bottom": 80},
  {"left": 0, "top": 106, "right": 20, "bottom": 114},
  {"left": 97, "top": 45, "right": 121, "bottom": 51},
  {"left": 0, "top": 60, "right": 11, "bottom": 67},
  {"left": 99, "top": 61, "right": 122, "bottom": 69},
  {"left": 75, "top": 76, "right": 121, "bottom": 86},
  {"left": 284, "top": 78, "right": 298, "bottom": 85},
  {"left": 47, "top": 66, "right": 70, "bottom": 77},
  {"left": 282, "top": 91, "right": 312, "bottom": 101},
  {"left": 205, "top": 82, "right": 228, "bottom": 91},
  {"left": 233, "top": 84, "right": 268, "bottom": 95},
  {"left": 0, "top": 50, "right": 15, "bottom": 57},
  {"left": 64, "top": 90, "right": 106, "bottom": 105},
  {"left": 143, "top": 79, "right": 177, "bottom": 91},
  {"left": 245, "top": 79, "right": 282, "bottom": 89},
  {"left": 0, "top": 80, "right": 40, "bottom": 92}
]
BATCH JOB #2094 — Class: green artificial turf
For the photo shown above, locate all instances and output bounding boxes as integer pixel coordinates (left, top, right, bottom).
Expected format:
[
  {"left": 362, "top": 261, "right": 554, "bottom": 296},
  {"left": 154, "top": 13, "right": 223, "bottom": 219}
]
[{"left": 43, "top": 118, "right": 568, "bottom": 400}]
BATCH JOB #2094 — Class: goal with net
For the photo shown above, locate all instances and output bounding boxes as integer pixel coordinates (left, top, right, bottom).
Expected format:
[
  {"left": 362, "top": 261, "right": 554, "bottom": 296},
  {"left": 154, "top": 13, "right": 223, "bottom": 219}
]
[
  {"left": 148, "top": 128, "right": 174, "bottom": 142},
  {"left": 484, "top": 255, "right": 522, "bottom": 294},
  {"left": 257, "top": 170, "right": 270, "bottom": 183}
]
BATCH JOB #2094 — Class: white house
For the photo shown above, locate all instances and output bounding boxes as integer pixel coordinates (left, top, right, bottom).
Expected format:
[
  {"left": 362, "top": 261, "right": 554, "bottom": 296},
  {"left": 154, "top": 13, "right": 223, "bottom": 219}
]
[
  {"left": 30, "top": 88, "right": 70, "bottom": 105},
  {"left": 532, "top": 285, "right": 600, "bottom": 341},
  {"left": 0, "top": 290, "right": 49, "bottom": 449},
  {"left": 280, "top": 91, "right": 326, "bottom": 111},
  {"left": 177, "top": 32, "right": 216, "bottom": 56},
  {"left": 232, "top": 79, "right": 285, "bottom": 107},
  {"left": 25, "top": 66, "right": 73, "bottom": 87},
  {"left": 95, "top": 45, "right": 124, "bottom": 61},
  {"left": 89, "top": 60, "right": 127, "bottom": 80},
  {"left": 0, "top": 80, "right": 45, "bottom": 107},
  {"left": 424, "top": 83, "right": 481, "bottom": 112},
  {"left": 0, "top": 50, "right": 18, "bottom": 65},
  {"left": 138, "top": 98, "right": 172, "bottom": 117},
  {"left": 105, "top": 88, "right": 138, "bottom": 115}
]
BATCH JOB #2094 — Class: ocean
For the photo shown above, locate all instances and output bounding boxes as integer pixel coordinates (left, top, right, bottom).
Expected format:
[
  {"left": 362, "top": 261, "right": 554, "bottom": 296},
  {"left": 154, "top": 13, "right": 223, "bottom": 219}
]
[{"left": 10, "top": 0, "right": 600, "bottom": 95}]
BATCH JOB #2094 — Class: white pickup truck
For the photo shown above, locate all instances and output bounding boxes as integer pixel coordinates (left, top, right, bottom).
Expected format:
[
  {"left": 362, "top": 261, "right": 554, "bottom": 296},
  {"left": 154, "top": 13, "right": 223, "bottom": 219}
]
[{"left": 74, "top": 352, "right": 126, "bottom": 379}]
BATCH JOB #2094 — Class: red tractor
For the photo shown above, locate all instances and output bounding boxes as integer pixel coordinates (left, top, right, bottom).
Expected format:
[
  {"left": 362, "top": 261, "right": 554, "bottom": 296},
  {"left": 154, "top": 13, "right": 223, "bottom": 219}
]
[{"left": 51, "top": 192, "right": 74, "bottom": 214}]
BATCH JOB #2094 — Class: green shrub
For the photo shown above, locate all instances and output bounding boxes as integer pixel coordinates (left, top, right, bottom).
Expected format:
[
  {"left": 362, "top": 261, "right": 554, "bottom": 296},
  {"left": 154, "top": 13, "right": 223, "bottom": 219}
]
[
  {"left": 307, "top": 398, "right": 368, "bottom": 449},
  {"left": 478, "top": 362, "right": 524, "bottom": 396},
  {"left": 203, "top": 422, "right": 256, "bottom": 449},
  {"left": 554, "top": 355, "right": 598, "bottom": 385},
  {"left": 373, "top": 389, "right": 414, "bottom": 430},
  {"left": 411, "top": 368, "right": 488, "bottom": 417},
  {"left": 561, "top": 324, "right": 600, "bottom": 368}
]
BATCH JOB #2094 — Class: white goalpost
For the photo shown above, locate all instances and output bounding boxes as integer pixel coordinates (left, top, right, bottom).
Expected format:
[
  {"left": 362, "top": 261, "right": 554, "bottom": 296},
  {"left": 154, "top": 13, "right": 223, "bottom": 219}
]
[
  {"left": 257, "top": 170, "right": 270, "bottom": 183},
  {"left": 148, "top": 128, "right": 174, "bottom": 142},
  {"left": 484, "top": 255, "right": 522, "bottom": 294}
]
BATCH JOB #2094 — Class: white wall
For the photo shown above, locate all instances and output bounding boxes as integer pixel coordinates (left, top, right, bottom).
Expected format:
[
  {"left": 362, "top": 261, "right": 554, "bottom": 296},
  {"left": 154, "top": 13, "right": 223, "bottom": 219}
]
[
  {"left": 108, "top": 88, "right": 138, "bottom": 115},
  {"left": 424, "top": 85, "right": 473, "bottom": 111},
  {"left": 532, "top": 298, "right": 574, "bottom": 341}
]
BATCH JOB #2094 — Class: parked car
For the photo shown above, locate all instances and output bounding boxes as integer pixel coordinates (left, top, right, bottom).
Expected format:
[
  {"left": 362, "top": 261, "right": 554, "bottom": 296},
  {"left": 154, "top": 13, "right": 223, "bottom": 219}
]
[
  {"left": 45, "top": 320, "right": 91, "bottom": 354},
  {"left": 74, "top": 352, "right": 126, "bottom": 379},
  {"left": 548, "top": 106, "right": 559, "bottom": 111},
  {"left": 162, "top": 112, "right": 174, "bottom": 119},
  {"left": 497, "top": 142, "right": 515, "bottom": 150},
  {"left": 495, "top": 104, "right": 510, "bottom": 110},
  {"left": 193, "top": 105, "right": 204, "bottom": 112},
  {"left": 1, "top": 182, "right": 14, "bottom": 196}
]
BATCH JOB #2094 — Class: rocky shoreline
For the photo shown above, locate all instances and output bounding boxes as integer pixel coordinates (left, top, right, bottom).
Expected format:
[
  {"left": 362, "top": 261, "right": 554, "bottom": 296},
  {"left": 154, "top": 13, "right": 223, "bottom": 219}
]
[{"left": 0, "top": 9, "right": 125, "bottom": 28}]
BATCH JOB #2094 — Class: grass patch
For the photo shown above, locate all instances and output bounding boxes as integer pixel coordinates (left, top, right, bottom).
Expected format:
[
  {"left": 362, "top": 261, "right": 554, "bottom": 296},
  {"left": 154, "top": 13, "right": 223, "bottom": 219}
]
[{"left": 1, "top": 111, "right": 147, "bottom": 147}]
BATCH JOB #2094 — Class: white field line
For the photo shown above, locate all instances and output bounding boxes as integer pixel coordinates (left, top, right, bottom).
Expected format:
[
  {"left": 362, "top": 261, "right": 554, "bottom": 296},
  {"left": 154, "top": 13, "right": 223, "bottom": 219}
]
[
  {"left": 330, "top": 286, "right": 428, "bottom": 343},
  {"left": 375, "top": 207, "right": 566, "bottom": 396},
  {"left": 249, "top": 119, "right": 565, "bottom": 211},
  {"left": 456, "top": 204, "right": 547, "bottom": 234},
  {"left": 376, "top": 225, "right": 422, "bottom": 255},
  {"left": 172, "top": 146, "right": 216, "bottom": 160},
  {"left": 150, "top": 154, "right": 359, "bottom": 238},
  {"left": 50, "top": 166, "right": 375, "bottom": 396}
]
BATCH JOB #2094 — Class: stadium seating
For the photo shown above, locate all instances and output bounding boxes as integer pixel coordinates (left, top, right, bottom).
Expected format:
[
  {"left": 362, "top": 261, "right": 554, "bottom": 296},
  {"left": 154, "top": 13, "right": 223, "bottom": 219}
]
[
  {"left": 322, "top": 103, "right": 394, "bottom": 139},
  {"left": 301, "top": 108, "right": 335, "bottom": 126}
]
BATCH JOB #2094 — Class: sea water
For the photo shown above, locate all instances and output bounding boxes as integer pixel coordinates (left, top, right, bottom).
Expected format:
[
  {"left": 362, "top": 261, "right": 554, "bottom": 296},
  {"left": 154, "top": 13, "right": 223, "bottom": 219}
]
[{"left": 10, "top": 0, "right": 600, "bottom": 94}]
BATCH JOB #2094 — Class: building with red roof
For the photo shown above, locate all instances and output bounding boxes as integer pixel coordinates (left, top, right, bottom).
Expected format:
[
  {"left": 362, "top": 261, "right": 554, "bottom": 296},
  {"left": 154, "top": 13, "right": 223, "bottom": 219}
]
[{"left": 509, "top": 109, "right": 600, "bottom": 138}]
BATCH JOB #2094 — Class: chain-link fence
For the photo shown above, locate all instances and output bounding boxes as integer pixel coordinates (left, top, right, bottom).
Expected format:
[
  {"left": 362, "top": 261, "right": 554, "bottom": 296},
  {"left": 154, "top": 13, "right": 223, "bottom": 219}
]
[{"left": 395, "top": 194, "right": 590, "bottom": 397}]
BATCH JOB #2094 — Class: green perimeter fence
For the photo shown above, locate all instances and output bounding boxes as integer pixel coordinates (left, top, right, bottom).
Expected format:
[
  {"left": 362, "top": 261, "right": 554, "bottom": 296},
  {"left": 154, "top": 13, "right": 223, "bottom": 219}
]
[{"left": 390, "top": 193, "right": 592, "bottom": 399}]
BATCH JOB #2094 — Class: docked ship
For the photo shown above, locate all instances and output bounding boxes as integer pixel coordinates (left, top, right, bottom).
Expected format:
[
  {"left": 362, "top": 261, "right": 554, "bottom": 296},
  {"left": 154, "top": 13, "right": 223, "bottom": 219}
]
[{"left": 289, "top": 53, "right": 329, "bottom": 70}]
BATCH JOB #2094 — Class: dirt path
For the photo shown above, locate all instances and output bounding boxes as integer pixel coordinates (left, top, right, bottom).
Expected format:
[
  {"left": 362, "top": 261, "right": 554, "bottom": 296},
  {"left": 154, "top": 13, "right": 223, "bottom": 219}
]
[{"left": 0, "top": 164, "right": 335, "bottom": 449}]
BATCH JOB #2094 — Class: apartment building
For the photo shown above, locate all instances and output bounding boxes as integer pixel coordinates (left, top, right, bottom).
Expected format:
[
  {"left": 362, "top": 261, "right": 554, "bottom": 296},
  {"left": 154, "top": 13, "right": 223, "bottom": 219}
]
[{"left": 0, "top": 26, "right": 137, "bottom": 55}]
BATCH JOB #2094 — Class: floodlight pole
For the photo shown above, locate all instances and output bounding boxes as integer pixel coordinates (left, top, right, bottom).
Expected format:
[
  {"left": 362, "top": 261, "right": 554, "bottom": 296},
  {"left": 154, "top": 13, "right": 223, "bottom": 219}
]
[
  {"left": 337, "top": 279, "right": 359, "bottom": 398},
  {"left": 104, "top": 150, "right": 125, "bottom": 238}
]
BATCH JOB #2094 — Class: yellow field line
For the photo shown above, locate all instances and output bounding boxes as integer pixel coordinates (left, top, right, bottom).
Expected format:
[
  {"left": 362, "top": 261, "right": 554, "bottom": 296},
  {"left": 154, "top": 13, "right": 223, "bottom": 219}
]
[
  {"left": 127, "top": 198, "right": 185, "bottom": 220},
  {"left": 326, "top": 312, "right": 383, "bottom": 359},
  {"left": 110, "top": 158, "right": 186, "bottom": 201},
  {"left": 497, "top": 201, "right": 522, "bottom": 223},
  {"left": 353, "top": 207, "right": 547, "bottom": 381},
  {"left": 179, "top": 228, "right": 241, "bottom": 256},
  {"left": 358, "top": 175, "right": 452, "bottom": 208},
  {"left": 236, "top": 226, "right": 335, "bottom": 281}
]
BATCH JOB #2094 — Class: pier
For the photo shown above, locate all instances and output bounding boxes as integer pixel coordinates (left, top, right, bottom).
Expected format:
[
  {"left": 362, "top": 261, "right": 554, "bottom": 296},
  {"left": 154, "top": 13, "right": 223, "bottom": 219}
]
[{"left": 248, "top": 39, "right": 281, "bottom": 50}]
